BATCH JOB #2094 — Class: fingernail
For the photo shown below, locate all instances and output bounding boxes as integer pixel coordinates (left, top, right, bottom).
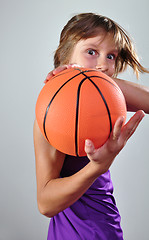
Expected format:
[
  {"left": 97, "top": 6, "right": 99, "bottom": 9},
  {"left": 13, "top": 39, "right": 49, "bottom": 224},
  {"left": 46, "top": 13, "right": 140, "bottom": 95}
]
[
  {"left": 120, "top": 116, "right": 125, "bottom": 125},
  {"left": 140, "top": 110, "right": 145, "bottom": 118},
  {"left": 85, "top": 139, "right": 91, "bottom": 146},
  {"left": 70, "top": 64, "right": 82, "bottom": 68}
]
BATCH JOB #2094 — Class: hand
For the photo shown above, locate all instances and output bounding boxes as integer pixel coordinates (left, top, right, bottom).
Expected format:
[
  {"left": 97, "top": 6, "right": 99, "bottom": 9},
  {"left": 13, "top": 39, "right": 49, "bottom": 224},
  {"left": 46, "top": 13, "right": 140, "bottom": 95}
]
[
  {"left": 44, "top": 64, "right": 81, "bottom": 83},
  {"left": 85, "top": 110, "right": 145, "bottom": 174}
]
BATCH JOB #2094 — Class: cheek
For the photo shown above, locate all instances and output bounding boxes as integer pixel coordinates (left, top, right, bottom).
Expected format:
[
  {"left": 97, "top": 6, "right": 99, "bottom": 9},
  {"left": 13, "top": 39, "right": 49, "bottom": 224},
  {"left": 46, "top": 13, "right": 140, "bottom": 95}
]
[
  {"left": 111, "top": 62, "right": 115, "bottom": 72},
  {"left": 108, "top": 63, "right": 115, "bottom": 77},
  {"left": 70, "top": 55, "right": 90, "bottom": 67},
  {"left": 82, "top": 61, "right": 96, "bottom": 68},
  {"left": 69, "top": 53, "right": 76, "bottom": 64},
  {"left": 69, "top": 52, "right": 84, "bottom": 65},
  {"left": 81, "top": 57, "right": 97, "bottom": 68},
  {"left": 111, "top": 61, "right": 115, "bottom": 69}
]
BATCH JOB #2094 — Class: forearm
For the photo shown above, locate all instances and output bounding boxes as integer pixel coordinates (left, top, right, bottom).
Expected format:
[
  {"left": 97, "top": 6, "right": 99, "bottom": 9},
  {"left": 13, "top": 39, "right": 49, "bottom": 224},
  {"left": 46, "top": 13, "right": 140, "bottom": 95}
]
[
  {"left": 35, "top": 106, "right": 145, "bottom": 219},
  {"left": 38, "top": 161, "right": 102, "bottom": 218},
  {"left": 113, "top": 78, "right": 149, "bottom": 114},
  {"left": 34, "top": 119, "right": 101, "bottom": 218}
]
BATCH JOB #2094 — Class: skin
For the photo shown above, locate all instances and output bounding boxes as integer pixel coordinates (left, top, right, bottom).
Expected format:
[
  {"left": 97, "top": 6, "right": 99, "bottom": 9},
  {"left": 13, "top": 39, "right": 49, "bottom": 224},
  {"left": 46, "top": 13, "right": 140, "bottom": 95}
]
[
  {"left": 69, "top": 31, "right": 118, "bottom": 77},
  {"left": 34, "top": 31, "right": 148, "bottom": 218}
]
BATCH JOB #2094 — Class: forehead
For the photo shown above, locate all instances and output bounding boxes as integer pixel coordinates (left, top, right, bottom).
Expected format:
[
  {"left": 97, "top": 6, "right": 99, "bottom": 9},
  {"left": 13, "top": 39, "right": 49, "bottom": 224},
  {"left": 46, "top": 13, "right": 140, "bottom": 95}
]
[{"left": 76, "top": 31, "right": 118, "bottom": 51}]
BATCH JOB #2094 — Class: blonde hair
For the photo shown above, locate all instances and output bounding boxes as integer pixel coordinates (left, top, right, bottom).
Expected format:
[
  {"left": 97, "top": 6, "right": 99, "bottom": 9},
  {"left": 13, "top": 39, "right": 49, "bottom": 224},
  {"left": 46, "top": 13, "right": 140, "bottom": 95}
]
[{"left": 54, "top": 13, "right": 148, "bottom": 78}]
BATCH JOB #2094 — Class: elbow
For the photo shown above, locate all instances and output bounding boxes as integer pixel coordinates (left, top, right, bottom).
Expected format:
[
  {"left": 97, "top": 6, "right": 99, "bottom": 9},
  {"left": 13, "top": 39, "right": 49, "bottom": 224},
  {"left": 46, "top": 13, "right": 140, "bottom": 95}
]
[
  {"left": 37, "top": 202, "right": 54, "bottom": 218},
  {"left": 37, "top": 200, "right": 59, "bottom": 218}
]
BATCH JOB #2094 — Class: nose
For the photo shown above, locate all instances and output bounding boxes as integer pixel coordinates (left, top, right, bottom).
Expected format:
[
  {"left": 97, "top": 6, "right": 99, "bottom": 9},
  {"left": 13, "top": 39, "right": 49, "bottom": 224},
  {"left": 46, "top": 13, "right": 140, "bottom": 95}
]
[{"left": 96, "top": 57, "right": 108, "bottom": 73}]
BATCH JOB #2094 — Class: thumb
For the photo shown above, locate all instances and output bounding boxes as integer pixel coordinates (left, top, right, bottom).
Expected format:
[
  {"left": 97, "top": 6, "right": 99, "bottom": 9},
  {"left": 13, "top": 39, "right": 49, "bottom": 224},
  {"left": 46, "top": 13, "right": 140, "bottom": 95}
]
[{"left": 84, "top": 139, "right": 95, "bottom": 155}]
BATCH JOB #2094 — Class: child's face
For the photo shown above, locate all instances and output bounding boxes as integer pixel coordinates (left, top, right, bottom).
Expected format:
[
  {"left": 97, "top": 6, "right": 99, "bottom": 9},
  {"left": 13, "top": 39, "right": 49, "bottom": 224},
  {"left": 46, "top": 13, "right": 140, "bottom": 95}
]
[{"left": 69, "top": 30, "right": 118, "bottom": 77}]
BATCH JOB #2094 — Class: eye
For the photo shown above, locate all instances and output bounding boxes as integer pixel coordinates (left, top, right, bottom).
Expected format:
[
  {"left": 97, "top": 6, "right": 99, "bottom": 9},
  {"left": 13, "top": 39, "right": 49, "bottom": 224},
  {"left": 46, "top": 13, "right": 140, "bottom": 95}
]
[
  {"left": 107, "top": 54, "right": 115, "bottom": 60},
  {"left": 87, "top": 49, "right": 97, "bottom": 56}
]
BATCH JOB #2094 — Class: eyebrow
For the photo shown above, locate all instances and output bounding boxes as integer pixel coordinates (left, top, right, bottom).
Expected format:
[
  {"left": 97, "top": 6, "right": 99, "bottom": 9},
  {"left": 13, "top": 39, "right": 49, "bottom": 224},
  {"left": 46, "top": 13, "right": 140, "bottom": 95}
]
[
  {"left": 82, "top": 43, "right": 99, "bottom": 49},
  {"left": 109, "top": 50, "right": 119, "bottom": 54}
]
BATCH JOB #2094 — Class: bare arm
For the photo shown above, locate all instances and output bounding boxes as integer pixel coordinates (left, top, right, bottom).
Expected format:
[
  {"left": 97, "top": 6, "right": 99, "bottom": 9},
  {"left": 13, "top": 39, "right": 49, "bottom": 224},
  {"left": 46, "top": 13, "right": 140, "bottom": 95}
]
[
  {"left": 114, "top": 78, "right": 149, "bottom": 113},
  {"left": 34, "top": 119, "right": 109, "bottom": 217},
  {"left": 34, "top": 110, "right": 145, "bottom": 218}
]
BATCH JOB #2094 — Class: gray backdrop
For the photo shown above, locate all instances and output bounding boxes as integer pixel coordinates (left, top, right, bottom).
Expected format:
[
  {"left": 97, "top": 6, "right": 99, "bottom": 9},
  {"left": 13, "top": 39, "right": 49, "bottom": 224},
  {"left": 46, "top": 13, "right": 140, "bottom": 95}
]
[{"left": 1, "top": 0, "right": 149, "bottom": 239}]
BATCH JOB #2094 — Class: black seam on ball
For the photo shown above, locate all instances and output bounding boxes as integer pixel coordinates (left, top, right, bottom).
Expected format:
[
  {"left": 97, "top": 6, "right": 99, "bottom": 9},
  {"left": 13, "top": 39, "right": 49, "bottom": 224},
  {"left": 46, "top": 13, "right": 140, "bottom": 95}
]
[
  {"left": 43, "top": 71, "right": 85, "bottom": 141},
  {"left": 43, "top": 68, "right": 114, "bottom": 156},
  {"left": 80, "top": 71, "right": 112, "bottom": 134},
  {"left": 75, "top": 77, "right": 87, "bottom": 156}
]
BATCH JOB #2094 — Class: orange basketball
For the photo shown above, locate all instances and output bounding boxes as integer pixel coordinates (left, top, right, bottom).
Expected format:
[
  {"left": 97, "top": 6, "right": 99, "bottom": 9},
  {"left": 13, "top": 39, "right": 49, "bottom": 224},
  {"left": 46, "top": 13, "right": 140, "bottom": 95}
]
[{"left": 35, "top": 68, "right": 127, "bottom": 156}]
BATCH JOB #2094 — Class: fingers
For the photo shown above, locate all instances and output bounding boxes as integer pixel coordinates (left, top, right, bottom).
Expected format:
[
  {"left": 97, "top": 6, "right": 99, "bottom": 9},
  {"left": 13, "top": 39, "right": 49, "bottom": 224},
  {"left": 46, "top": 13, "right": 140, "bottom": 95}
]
[
  {"left": 44, "top": 65, "right": 68, "bottom": 83},
  {"left": 44, "top": 64, "right": 82, "bottom": 83},
  {"left": 84, "top": 139, "right": 102, "bottom": 161},
  {"left": 108, "top": 110, "right": 145, "bottom": 153},
  {"left": 121, "top": 110, "right": 145, "bottom": 142},
  {"left": 83, "top": 110, "right": 145, "bottom": 175},
  {"left": 85, "top": 111, "right": 145, "bottom": 155},
  {"left": 84, "top": 139, "right": 95, "bottom": 155},
  {"left": 111, "top": 116, "right": 125, "bottom": 141},
  {"left": 52, "top": 65, "right": 69, "bottom": 75}
]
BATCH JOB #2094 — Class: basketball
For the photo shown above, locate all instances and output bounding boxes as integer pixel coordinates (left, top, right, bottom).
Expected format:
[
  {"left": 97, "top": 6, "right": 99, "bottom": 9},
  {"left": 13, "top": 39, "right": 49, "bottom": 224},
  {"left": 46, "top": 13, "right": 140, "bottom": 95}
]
[{"left": 35, "top": 68, "right": 127, "bottom": 156}]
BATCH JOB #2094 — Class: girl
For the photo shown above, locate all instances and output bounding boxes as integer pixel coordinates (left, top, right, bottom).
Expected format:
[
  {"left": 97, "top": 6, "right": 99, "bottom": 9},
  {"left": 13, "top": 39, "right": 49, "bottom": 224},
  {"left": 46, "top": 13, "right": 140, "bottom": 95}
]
[{"left": 34, "top": 13, "right": 149, "bottom": 239}]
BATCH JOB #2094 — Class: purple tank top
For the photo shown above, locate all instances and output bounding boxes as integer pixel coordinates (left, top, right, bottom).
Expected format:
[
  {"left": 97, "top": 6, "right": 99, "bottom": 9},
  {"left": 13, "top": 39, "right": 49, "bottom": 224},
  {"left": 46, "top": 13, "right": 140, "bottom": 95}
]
[{"left": 47, "top": 155, "right": 123, "bottom": 240}]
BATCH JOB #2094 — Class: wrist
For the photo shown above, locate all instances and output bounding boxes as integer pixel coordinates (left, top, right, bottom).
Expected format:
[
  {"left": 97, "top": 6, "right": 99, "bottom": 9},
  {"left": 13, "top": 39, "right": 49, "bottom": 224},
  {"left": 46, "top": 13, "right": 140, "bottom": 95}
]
[{"left": 82, "top": 161, "right": 105, "bottom": 181}]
